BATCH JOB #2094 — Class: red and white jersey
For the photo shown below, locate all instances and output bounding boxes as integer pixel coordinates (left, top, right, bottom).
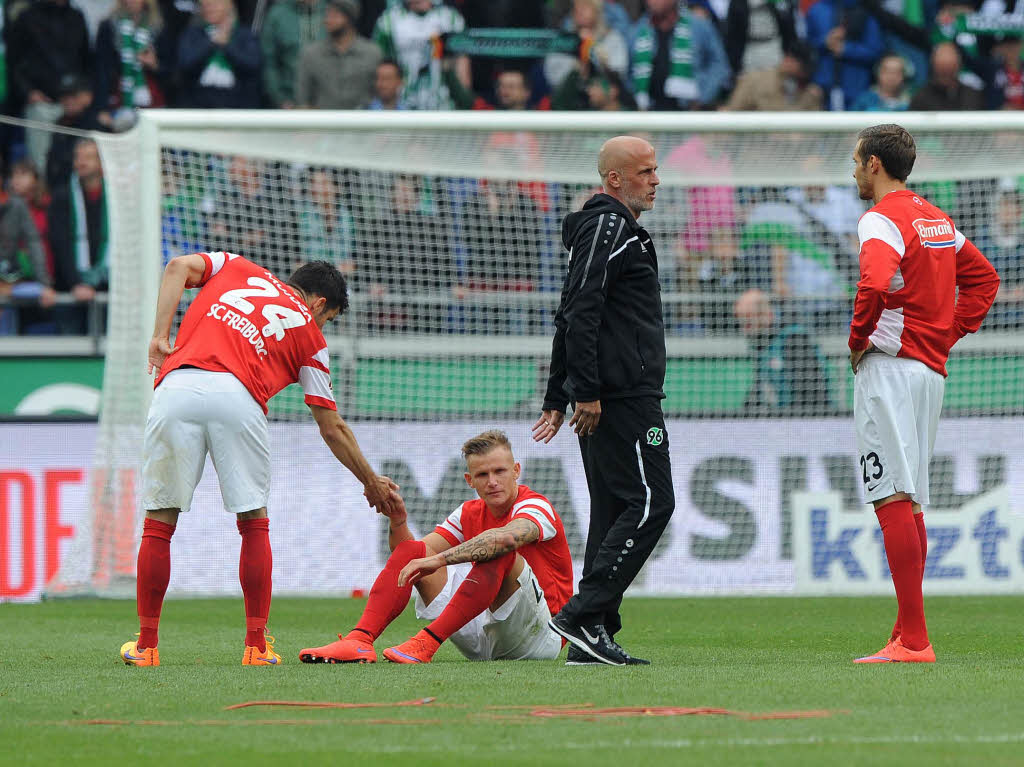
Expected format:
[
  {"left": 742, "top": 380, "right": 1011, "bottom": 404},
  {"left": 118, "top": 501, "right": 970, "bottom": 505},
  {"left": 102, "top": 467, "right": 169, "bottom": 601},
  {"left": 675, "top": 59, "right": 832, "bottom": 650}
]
[
  {"left": 155, "top": 252, "right": 336, "bottom": 413},
  {"left": 850, "top": 190, "right": 1000, "bottom": 376},
  {"left": 434, "top": 484, "right": 573, "bottom": 617}
]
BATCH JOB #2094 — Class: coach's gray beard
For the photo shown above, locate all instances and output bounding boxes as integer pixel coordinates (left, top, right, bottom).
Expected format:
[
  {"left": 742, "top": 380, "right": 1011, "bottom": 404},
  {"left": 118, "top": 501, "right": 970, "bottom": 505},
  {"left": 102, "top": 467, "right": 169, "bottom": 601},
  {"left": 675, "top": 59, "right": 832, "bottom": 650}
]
[{"left": 623, "top": 190, "right": 652, "bottom": 216}]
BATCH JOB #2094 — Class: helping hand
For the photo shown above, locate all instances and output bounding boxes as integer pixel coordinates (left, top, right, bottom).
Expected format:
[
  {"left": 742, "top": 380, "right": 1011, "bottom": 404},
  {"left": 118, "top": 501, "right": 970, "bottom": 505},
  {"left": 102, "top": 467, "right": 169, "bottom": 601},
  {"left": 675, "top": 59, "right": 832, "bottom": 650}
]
[{"left": 531, "top": 409, "right": 565, "bottom": 443}]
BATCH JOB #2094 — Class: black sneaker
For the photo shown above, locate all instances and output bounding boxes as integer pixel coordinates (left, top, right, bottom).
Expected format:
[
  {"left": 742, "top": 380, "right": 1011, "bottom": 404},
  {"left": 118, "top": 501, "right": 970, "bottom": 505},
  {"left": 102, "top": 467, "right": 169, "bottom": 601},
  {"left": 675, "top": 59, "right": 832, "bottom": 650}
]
[
  {"left": 607, "top": 638, "right": 651, "bottom": 666},
  {"left": 566, "top": 639, "right": 651, "bottom": 666},
  {"left": 565, "top": 645, "right": 602, "bottom": 665},
  {"left": 548, "top": 615, "right": 626, "bottom": 666}
]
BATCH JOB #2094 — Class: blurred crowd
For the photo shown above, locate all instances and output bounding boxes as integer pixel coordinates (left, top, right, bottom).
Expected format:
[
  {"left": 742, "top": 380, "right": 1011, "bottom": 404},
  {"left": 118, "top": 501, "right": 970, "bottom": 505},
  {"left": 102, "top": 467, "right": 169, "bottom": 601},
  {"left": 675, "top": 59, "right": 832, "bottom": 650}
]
[{"left": 2, "top": 0, "right": 1024, "bottom": 338}]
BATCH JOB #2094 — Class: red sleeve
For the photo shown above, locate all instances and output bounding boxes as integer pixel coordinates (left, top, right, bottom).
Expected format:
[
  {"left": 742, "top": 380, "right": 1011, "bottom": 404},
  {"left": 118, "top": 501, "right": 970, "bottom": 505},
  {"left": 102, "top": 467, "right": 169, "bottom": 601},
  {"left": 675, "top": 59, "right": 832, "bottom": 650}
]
[
  {"left": 952, "top": 237, "right": 1000, "bottom": 341},
  {"left": 848, "top": 239, "right": 901, "bottom": 351}
]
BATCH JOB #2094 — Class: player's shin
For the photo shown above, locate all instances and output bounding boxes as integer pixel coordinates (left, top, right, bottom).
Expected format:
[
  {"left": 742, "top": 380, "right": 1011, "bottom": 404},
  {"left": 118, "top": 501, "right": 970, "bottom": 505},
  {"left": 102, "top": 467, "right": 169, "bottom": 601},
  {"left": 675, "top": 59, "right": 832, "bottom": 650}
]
[
  {"left": 426, "top": 552, "right": 517, "bottom": 643},
  {"left": 876, "top": 500, "right": 929, "bottom": 651},
  {"left": 237, "top": 518, "right": 272, "bottom": 652},
  {"left": 136, "top": 518, "right": 175, "bottom": 650},
  {"left": 352, "top": 539, "right": 427, "bottom": 641}
]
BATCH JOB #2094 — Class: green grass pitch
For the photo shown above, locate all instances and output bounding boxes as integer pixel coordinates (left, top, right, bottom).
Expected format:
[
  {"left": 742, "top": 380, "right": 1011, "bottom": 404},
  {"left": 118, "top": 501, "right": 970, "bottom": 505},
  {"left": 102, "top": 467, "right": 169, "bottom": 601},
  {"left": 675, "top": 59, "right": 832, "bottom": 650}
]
[{"left": 2, "top": 596, "right": 1022, "bottom": 766}]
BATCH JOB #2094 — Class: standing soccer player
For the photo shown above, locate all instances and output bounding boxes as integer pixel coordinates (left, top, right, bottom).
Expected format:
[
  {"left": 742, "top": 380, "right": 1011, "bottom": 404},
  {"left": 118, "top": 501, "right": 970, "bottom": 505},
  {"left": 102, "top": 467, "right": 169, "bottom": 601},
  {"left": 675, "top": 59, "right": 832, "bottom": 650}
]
[
  {"left": 533, "top": 136, "right": 675, "bottom": 666},
  {"left": 119, "top": 253, "right": 399, "bottom": 667},
  {"left": 848, "top": 124, "right": 999, "bottom": 663}
]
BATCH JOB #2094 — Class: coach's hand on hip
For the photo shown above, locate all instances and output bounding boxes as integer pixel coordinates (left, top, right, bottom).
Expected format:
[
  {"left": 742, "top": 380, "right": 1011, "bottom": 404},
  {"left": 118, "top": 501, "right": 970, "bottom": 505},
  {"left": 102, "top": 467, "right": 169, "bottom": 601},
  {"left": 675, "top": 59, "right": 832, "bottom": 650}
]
[
  {"left": 569, "top": 400, "right": 601, "bottom": 436},
  {"left": 532, "top": 409, "right": 566, "bottom": 443}
]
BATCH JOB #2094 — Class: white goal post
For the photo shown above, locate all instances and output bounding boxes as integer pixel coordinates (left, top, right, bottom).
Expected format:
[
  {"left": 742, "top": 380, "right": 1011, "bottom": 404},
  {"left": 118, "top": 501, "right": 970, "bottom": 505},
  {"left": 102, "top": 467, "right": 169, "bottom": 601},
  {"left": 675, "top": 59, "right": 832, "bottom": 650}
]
[{"left": 45, "top": 110, "right": 1024, "bottom": 598}]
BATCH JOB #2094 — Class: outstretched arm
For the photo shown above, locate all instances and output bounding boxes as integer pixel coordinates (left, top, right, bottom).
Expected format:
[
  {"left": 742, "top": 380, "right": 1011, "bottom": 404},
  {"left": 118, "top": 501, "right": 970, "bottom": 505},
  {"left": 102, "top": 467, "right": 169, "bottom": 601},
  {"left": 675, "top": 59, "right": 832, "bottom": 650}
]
[
  {"left": 397, "top": 518, "right": 540, "bottom": 586},
  {"left": 310, "top": 404, "right": 399, "bottom": 515}
]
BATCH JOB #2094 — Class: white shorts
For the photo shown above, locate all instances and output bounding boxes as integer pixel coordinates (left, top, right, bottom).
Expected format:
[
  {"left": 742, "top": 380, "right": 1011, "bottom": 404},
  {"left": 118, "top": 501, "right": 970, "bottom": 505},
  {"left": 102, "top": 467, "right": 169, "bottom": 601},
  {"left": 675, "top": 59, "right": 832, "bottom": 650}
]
[
  {"left": 414, "top": 559, "right": 562, "bottom": 661},
  {"left": 854, "top": 353, "right": 944, "bottom": 506},
  {"left": 142, "top": 368, "right": 270, "bottom": 514}
]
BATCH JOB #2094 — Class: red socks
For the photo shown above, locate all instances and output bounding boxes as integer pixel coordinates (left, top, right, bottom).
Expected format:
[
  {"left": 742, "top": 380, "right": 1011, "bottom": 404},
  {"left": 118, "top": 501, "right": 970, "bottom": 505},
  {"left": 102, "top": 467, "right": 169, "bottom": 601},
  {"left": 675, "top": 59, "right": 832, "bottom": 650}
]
[
  {"left": 352, "top": 539, "right": 427, "bottom": 641},
  {"left": 237, "top": 518, "right": 272, "bottom": 652},
  {"left": 136, "top": 518, "right": 175, "bottom": 650},
  {"left": 876, "top": 501, "right": 929, "bottom": 651},
  {"left": 427, "top": 552, "right": 517, "bottom": 643},
  {"left": 891, "top": 512, "right": 928, "bottom": 642}
]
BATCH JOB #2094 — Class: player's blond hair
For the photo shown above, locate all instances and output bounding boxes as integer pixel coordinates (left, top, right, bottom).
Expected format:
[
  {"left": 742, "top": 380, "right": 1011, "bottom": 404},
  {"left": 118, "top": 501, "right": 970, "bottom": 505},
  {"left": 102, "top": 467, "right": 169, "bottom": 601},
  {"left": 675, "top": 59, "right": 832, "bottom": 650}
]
[{"left": 461, "top": 430, "right": 513, "bottom": 460}]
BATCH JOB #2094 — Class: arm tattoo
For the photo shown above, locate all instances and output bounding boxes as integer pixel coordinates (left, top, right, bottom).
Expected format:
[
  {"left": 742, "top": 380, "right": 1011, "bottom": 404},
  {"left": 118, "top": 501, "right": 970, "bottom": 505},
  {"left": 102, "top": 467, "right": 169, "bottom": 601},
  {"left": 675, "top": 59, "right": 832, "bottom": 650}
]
[{"left": 441, "top": 518, "right": 540, "bottom": 566}]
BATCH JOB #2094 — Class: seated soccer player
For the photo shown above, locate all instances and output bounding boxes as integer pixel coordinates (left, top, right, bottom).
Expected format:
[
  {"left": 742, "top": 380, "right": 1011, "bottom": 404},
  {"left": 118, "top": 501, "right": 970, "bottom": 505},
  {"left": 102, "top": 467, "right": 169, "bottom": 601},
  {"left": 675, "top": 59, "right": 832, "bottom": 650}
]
[{"left": 299, "top": 430, "right": 573, "bottom": 664}]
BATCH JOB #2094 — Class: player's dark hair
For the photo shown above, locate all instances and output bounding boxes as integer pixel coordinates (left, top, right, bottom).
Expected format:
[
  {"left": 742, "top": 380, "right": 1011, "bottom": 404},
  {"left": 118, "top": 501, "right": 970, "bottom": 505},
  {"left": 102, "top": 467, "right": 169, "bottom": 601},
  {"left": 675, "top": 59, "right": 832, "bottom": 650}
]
[
  {"left": 857, "top": 123, "right": 916, "bottom": 182},
  {"left": 462, "top": 430, "right": 513, "bottom": 460},
  {"left": 286, "top": 260, "right": 349, "bottom": 315}
]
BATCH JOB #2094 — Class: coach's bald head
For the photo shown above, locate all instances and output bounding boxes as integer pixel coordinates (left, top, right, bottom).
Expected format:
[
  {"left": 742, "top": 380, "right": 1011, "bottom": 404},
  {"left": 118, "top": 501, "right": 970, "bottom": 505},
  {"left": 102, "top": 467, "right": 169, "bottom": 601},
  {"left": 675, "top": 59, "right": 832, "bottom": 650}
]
[{"left": 598, "top": 136, "right": 659, "bottom": 219}]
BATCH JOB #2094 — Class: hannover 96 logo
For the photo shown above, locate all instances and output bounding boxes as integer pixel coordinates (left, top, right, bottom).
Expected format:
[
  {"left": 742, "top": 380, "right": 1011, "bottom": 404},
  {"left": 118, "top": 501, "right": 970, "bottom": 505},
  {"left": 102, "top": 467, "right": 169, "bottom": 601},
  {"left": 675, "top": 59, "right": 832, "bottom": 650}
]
[{"left": 646, "top": 427, "right": 664, "bottom": 446}]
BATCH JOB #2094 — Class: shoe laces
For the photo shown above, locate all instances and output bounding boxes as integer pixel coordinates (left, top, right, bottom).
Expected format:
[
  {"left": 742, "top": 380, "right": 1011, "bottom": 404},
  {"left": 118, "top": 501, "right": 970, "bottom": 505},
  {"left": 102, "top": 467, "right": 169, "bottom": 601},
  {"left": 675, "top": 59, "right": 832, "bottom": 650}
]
[
  {"left": 263, "top": 630, "right": 277, "bottom": 655},
  {"left": 604, "top": 635, "right": 633, "bottom": 660}
]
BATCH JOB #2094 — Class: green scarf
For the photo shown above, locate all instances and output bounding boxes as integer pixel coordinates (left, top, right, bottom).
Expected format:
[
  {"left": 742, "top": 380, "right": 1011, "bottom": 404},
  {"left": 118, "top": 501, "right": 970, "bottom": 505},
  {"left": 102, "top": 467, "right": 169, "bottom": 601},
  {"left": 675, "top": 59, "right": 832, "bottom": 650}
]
[
  {"left": 117, "top": 17, "right": 153, "bottom": 108},
  {"left": 632, "top": 12, "right": 695, "bottom": 110},
  {"left": 70, "top": 174, "right": 109, "bottom": 288},
  {"left": 200, "top": 25, "right": 236, "bottom": 88}
]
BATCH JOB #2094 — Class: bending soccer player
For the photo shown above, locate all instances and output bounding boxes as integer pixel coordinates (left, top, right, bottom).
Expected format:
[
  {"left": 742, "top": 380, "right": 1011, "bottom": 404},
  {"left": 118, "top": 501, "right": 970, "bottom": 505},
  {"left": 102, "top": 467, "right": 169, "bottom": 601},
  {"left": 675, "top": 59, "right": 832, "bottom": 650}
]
[
  {"left": 299, "top": 430, "right": 573, "bottom": 664},
  {"left": 120, "top": 252, "right": 399, "bottom": 667},
  {"left": 848, "top": 125, "right": 999, "bottom": 663}
]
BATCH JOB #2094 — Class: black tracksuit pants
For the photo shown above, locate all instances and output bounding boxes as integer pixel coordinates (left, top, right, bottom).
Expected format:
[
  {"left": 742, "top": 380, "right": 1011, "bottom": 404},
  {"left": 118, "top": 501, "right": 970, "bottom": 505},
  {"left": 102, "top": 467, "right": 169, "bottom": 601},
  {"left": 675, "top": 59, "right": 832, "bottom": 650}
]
[{"left": 557, "top": 396, "right": 675, "bottom": 638}]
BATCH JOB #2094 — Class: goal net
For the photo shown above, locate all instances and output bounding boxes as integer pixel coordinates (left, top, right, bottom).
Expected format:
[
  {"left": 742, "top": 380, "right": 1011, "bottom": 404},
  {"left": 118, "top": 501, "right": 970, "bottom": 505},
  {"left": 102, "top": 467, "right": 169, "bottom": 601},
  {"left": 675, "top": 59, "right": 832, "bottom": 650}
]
[{"left": 44, "top": 111, "right": 1024, "bottom": 598}]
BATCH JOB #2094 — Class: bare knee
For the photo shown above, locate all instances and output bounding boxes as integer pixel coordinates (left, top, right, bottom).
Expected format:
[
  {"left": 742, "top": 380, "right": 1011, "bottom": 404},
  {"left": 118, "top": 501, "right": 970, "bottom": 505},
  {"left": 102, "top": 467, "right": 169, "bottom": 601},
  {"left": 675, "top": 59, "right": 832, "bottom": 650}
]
[
  {"left": 237, "top": 507, "right": 268, "bottom": 521},
  {"left": 146, "top": 508, "right": 180, "bottom": 526}
]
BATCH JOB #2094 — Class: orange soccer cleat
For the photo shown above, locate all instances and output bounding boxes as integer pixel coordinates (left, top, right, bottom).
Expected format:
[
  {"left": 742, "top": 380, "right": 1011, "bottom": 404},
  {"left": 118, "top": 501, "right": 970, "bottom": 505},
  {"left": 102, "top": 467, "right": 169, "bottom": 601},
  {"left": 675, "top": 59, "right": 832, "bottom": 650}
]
[
  {"left": 120, "top": 636, "right": 160, "bottom": 667},
  {"left": 299, "top": 634, "right": 377, "bottom": 664},
  {"left": 382, "top": 630, "right": 440, "bottom": 664},
  {"left": 242, "top": 633, "right": 282, "bottom": 666},
  {"left": 854, "top": 638, "right": 935, "bottom": 664}
]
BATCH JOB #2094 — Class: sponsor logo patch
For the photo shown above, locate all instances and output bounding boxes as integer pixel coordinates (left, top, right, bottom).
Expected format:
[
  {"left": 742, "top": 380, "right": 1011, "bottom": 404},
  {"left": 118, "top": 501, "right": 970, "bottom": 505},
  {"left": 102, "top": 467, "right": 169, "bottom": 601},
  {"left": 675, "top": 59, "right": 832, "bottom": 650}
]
[{"left": 913, "top": 218, "right": 956, "bottom": 248}]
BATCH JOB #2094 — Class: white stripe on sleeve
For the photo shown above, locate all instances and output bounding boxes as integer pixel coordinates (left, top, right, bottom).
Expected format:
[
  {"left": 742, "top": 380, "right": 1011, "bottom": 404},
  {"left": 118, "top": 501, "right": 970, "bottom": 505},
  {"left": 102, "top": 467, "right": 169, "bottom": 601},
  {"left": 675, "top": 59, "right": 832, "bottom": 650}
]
[
  {"left": 299, "top": 365, "right": 334, "bottom": 404},
  {"left": 512, "top": 498, "right": 557, "bottom": 541},
  {"left": 954, "top": 228, "right": 967, "bottom": 253},
  {"left": 858, "top": 212, "right": 905, "bottom": 257},
  {"left": 312, "top": 346, "right": 330, "bottom": 370},
  {"left": 438, "top": 505, "right": 466, "bottom": 543},
  {"left": 206, "top": 251, "right": 227, "bottom": 277}
]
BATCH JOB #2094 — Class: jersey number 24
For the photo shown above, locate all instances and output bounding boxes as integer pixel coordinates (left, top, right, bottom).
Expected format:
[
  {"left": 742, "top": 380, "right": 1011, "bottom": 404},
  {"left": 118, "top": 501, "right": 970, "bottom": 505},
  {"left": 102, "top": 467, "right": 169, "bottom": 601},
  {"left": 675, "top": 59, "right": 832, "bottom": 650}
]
[{"left": 219, "top": 277, "right": 308, "bottom": 341}]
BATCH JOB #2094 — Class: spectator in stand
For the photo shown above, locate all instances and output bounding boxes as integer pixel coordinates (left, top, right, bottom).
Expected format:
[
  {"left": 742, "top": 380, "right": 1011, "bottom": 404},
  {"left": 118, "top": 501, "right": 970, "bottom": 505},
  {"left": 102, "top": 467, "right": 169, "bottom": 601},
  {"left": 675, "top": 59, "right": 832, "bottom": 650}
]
[
  {"left": 8, "top": 160, "right": 53, "bottom": 273},
  {"left": 910, "top": 41, "right": 986, "bottom": 110},
  {"left": 48, "top": 139, "right": 109, "bottom": 335},
  {"left": 991, "top": 34, "right": 1024, "bottom": 109},
  {"left": 631, "top": 0, "right": 731, "bottom": 110},
  {"left": 45, "top": 75, "right": 105, "bottom": 192},
  {"left": 367, "top": 58, "right": 408, "bottom": 109},
  {"left": 177, "top": 0, "right": 261, "bottom": 108},
  {"left": 95, "top": 0, "right": 171, "bottom": 131},
  {"left": 7, "top": 0, "right": 92, "bottom": 172},
  {"left": 977, "top": 182, "right": 1024, "bottom": 328},
  {"left": 544, "top": 0, "right": 629, "bottom": 96},
  {"left": 373, "top": 0, "right": 470, "bottom": 110},
  {"left": 552, "top": 69, "right": 637, "bottom": 110},
  {"left": 722, "top": 43, "right": 823, "bottom": 110},
  {"left": 201, "top": 156, "right": 298, "bottom": 269},
  {"left": 724, "top": 0, "right": 803, "bottom": 79},
  {"left": 860, "top": 0, "right": 931, "bottom": 89},
  {"left": 261, "top": 0, "right": 325, "bottom": 108},
  {"left": 299, "top": 167, "right": 355, "bottom": 277},
  {"left": 454, "top": 0, "right": 546, "bottom": 96},
  {"left": 806, "top": 0, "right": 884, "bottom": 110},
  {"left": 0, "top": 158, "right": 55, "bottom": 335},
  {"left": 296, "top": 0, "right": 380, "bottom": 109},
  {"left": 852, "top": 52, "right": 911, "bottom": 111},
  {"left": 695, "top": 228, "right": 757, "bottom": 334},
  {"left": 735, "top": 288, "right": 834, "bottom": 415},
  {"left": 358, "top": 173, "right": 453, "bottom": 332},
  {"left": 457, "top": 178, "right": 541, "bottom": 332},
  {"left": 493, "top": 69, "right": 550, "bottom": 110}
]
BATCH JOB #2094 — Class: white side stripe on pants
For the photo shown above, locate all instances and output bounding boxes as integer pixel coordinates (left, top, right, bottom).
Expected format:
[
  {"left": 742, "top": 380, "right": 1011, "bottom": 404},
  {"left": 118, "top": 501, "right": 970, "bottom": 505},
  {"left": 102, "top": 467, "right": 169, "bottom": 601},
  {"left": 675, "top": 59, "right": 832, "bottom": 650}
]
[{"left": 634, "top": 440, "right": 651, "bottom": 529}]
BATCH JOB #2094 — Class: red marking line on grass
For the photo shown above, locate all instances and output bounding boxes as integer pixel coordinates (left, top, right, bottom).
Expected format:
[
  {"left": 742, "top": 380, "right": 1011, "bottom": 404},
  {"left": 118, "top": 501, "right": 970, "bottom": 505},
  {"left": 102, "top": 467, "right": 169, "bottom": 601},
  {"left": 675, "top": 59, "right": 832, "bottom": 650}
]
[
  {"left": 224, "top": 697, "right": 436, "bottom": 711},
  {"left": 73, "top": 718, "right": 442, "bottom": 727},
  {"left": 529, "top": 706, "right": 841, "bottom": 720}
]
